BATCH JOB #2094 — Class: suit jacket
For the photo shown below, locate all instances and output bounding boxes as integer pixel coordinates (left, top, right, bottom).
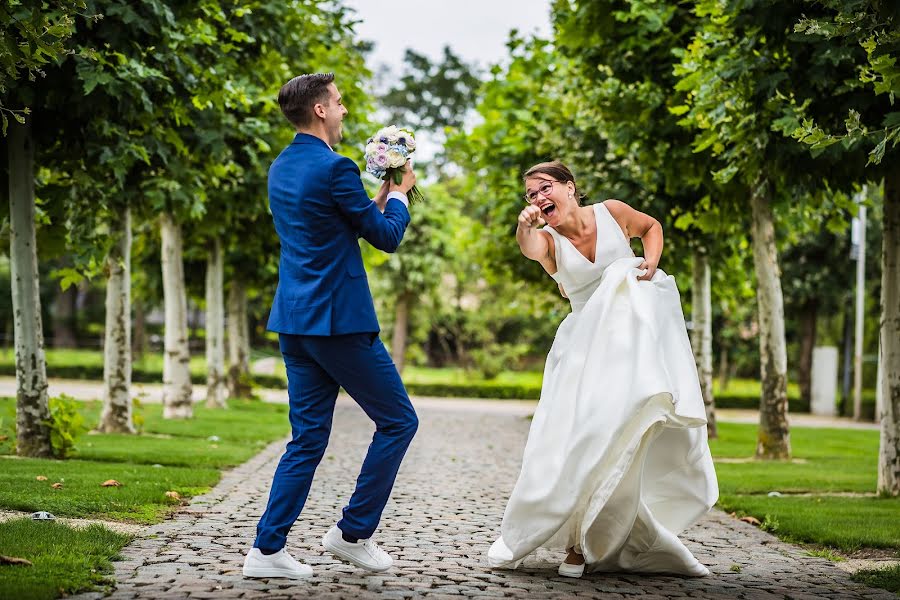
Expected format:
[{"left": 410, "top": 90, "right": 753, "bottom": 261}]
[{"left": 266, "top": 133, "right": 410, "bottom": 335}]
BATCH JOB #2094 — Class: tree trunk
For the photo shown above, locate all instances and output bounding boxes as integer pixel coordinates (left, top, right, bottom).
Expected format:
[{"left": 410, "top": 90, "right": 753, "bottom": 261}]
[
  {"left": 717, "top": 342, "right": 730, "bottom": 391},
  {"left": 391, "top": 291, "right": 412, "bottom": 374},
  {"left": 9, "top": 121, "right": 51, "bottom": 457},
  {"left": 797, "top": 300, "right": 818, "bottom": 410},
  {"left": 98, "top": 205, "right": 134, "bottom": 433},
  {"left": 133, "top": 301, "right": 147, "bottom": 359},
  {"left": 227, "top": 279, "right": 251, "bottom": 399},
  {"left": 205, "top": 237, "right": 226, "bottom": 408},
  {"left": 749, "top": 179, "right": 791, "bottom": 459},
  {"left": 52, "top": 283, "right": 78, "bottom": 348},
  {"left": 160, "top": 212, "right": 193, "bottom": 419},
  {"left": 691, "top": 248, "right": 717, "bottom": 438},
  {"left": 877, "top": 170, "right": 900, "bottom": 496},
  {"left": 840, "top": 302, "right": 854, "bottom": 416}
]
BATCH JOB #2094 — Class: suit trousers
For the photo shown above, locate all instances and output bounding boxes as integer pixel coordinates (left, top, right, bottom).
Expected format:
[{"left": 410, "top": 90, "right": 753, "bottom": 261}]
[{"left": 254, "top": 332, "right": 418, "bottom": 552}]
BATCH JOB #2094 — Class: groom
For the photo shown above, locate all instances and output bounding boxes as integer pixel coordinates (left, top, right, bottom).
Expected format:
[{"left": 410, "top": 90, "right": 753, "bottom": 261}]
[{"left": 243, "top": 73, "right": 419, "bottom": 579}]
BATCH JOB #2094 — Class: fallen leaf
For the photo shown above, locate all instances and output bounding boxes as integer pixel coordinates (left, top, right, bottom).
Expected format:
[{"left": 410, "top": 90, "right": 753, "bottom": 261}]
[
  {"left": 165, "top": 491, "right": 180, "bottom": 500},
  {"left": 0, "top": 555, "right": 33, "bottom": 566},
  {"left": 35, "top": 476, "right": 47, "bottom": 481},
  {"left": 0, "top": 435, "right": 8, "bottom": 442},
  {"left": 739, "top": 516, "right": 761, "bottom": 526},
  {"left": 51, "top": 483, "right": 63, "bottom": 490},
  {"left": 101, "top": 480, "right": 121, "bottom": 487}
]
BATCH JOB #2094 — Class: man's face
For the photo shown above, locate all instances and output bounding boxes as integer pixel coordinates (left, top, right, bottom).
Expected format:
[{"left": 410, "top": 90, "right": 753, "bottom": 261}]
[{"left": 322, "top": 83, "right": 348, "bottom": 146}]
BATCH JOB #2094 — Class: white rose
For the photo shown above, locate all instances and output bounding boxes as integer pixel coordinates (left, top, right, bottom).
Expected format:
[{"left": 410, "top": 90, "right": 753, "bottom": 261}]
[
  {"left": 365, "top": 142, "right": 377, "bottom": 157},
  {"left": 386, "top": 149, "right": 406, "bottom": 169},
  {"left": 386, "top": 125, "right": 402, "bottom": 143}
]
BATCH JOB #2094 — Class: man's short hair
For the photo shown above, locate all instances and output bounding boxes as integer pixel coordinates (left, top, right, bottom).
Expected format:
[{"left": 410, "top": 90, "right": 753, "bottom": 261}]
[{"left": 277, "top": 73, "right": 335, "bottom": 128}]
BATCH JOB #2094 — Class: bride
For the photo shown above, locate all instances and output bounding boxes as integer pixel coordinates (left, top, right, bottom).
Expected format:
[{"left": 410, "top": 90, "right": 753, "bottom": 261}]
[{"left": 487, "top": 161, "right": 718, "bottom": 578}]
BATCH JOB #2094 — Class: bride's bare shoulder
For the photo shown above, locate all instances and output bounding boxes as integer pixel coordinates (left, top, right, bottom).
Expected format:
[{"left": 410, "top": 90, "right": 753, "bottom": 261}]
[{"left": 601, "top": 198, "right": 630, "bottom": 215}]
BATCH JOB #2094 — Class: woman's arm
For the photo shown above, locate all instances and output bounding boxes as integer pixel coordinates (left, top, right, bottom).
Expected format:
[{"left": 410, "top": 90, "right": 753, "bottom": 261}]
[
  {"left": 516, "top": 205, "right": 557, "bottom": 275},
  {"left": 603, "top": 199, "right": 663, "bottom": 281}
]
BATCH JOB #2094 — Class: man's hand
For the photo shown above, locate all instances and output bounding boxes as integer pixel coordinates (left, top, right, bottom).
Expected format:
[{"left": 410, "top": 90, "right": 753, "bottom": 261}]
[
  {"left": 518, "top": 205, "right": 546, "bottom": 229},
  {"left": 390, "top": 162, "right": 417, "bottom": 195},
  {"left": 637, "top": 259, "right": 657, "bottom": 281}
]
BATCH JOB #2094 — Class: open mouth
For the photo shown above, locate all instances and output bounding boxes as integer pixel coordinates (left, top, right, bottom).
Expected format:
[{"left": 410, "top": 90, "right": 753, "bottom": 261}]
[{"left": 540, "top": 202, "right": 557, "bottom": 217}]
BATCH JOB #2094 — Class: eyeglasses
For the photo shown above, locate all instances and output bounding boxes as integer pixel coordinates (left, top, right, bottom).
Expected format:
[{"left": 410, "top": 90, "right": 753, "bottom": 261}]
[{"left": 523, "top": 179, "right": 558, "bottom": 204}]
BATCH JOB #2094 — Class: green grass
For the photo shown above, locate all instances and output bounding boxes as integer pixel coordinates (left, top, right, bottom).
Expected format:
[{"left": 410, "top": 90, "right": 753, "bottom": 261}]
[
  {"left": 0, "top": 398, "right": 289, "bottom": 521},
  {"left": 710, "top": 422, "right": 900, "bottom": 555},
  {"left": 851, "top": 564, "right": 900, "bottom": 594},
  {"left": 0, "top": 518, "right": 131, "bottom": 600},
  {"left": 0, "top": 457, "right": 217, "bottom": 522},
  {"left": 710, "top": 422, "right": 879, "bottom": 494},
  {"left": 0, "top": 396, "right": 290, "bottom": 598},
  {"left": 718, "top": 495, "right": 900, "bottom": 550}
]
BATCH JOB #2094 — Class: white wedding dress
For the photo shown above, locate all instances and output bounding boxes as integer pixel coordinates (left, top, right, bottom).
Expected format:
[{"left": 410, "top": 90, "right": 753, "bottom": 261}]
[{"left": 488, "top": 202, "right": 718, "bottom": 576}]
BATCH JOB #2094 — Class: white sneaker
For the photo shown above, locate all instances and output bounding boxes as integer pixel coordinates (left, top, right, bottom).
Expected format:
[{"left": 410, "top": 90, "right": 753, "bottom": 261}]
[
  {"left": 243, "top": 548, "right": 312, "bottom": 579},
  {"left": 322, "top": 525, "right": 393, "bottom": 572}
]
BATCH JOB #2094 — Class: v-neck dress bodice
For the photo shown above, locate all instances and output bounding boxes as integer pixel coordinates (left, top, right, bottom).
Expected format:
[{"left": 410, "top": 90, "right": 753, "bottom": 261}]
[{"left": 544, "top": 202, "right": 635, "bottom": 313}]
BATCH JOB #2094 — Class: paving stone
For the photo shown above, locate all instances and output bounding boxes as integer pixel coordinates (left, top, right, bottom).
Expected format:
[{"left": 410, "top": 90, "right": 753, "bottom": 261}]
[{"left": 67, "top": 401, "right": 895, "bottom": 599}]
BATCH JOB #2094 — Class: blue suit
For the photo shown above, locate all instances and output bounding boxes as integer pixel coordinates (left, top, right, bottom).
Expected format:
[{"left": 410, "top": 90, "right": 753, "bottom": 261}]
[{"left": 255, "top": 133, "right": 418, "bottom": 552}]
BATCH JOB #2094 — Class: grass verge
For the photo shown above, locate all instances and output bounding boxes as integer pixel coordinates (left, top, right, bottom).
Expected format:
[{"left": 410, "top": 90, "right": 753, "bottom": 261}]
[
  {"left": 851, "top": 564, "right": 900, "bottom": 594},
  {"left": 0, "top": 397, "right": 289, "bottom": 598},
  {"left": 710, "top": 421, "right": 899, "bottom": 595},
  {"left": 0, "top": 518, "right": 131, "bottom": 600}
]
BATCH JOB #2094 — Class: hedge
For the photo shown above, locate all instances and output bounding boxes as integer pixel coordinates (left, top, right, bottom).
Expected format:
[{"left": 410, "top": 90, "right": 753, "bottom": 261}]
[
  {"left": 2, "top": 364, "right": 879, "bottom": 417},
  {"left": 0, "top": 364, "right": 285, "bottom": 390}
]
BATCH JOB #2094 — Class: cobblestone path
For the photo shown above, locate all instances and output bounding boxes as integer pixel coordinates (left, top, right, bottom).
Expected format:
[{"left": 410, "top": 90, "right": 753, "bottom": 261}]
[{"left": 73, "top": 399, "right": 894, "bottom": 599}]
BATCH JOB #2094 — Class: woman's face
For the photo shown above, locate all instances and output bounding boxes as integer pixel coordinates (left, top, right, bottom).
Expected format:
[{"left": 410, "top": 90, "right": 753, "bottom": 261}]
[{"left": 523, "top": 175, "right": 576, "bottom": 228}]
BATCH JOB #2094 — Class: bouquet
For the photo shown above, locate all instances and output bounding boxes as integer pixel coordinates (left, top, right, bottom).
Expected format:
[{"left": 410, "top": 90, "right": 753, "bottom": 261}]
[{"left": 364, "top": 125, "right": 424, "bottom": 204}]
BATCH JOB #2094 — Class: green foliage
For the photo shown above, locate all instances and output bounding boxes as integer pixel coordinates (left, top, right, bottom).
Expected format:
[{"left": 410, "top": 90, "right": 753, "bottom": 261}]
[
  {"left": 789, "top": 0, "right": 900, "bottom": 167},
  {"left": 0, "top": 518, "right": 130, "bottom": 600},
  {"left": 0, "top": 1, "right": 91, "bottom": 133},
  {"left": 382, "top": 46, "right": 481, "bottom": 133},
  {"left": 447, "top": 34, "right": 580, "bottom": 283},
  {"left": 469, "top": 343, "right": 530, "bottom": 380},
  {"left": 131, "top": 397, "right": 145, "bottom": 433},
  {"left": 380, "top": 46, "right": 481, "bottom": 175},
  {"left": 44, "top": 394, "right": 86, "bottom": 459}
]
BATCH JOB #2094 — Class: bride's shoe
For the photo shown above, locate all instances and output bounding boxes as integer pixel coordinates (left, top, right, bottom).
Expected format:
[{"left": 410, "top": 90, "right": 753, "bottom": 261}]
[
  {"left": 558, "top": 548, "right": 585, "bottom": 578},
  {"left": 558, "top": 561, "right": 585, "bottom": 578}
]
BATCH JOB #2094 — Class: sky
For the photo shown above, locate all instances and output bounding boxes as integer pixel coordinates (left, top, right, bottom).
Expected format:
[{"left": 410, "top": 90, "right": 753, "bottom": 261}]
[
  {"left": 342, "top": 0, "right": 553, "bottom": 76},
  {"left": 341, "top": 1, "right": 553, "bottom": 165}
]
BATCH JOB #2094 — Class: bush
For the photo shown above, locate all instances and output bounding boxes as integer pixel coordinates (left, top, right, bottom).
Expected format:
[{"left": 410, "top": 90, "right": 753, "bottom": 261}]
[
  {"left": 44, "top": 394, "right": 87, "bottom": 459},
  {"left": 468, "top": 343, "right": 528, "bottom": 380}
]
